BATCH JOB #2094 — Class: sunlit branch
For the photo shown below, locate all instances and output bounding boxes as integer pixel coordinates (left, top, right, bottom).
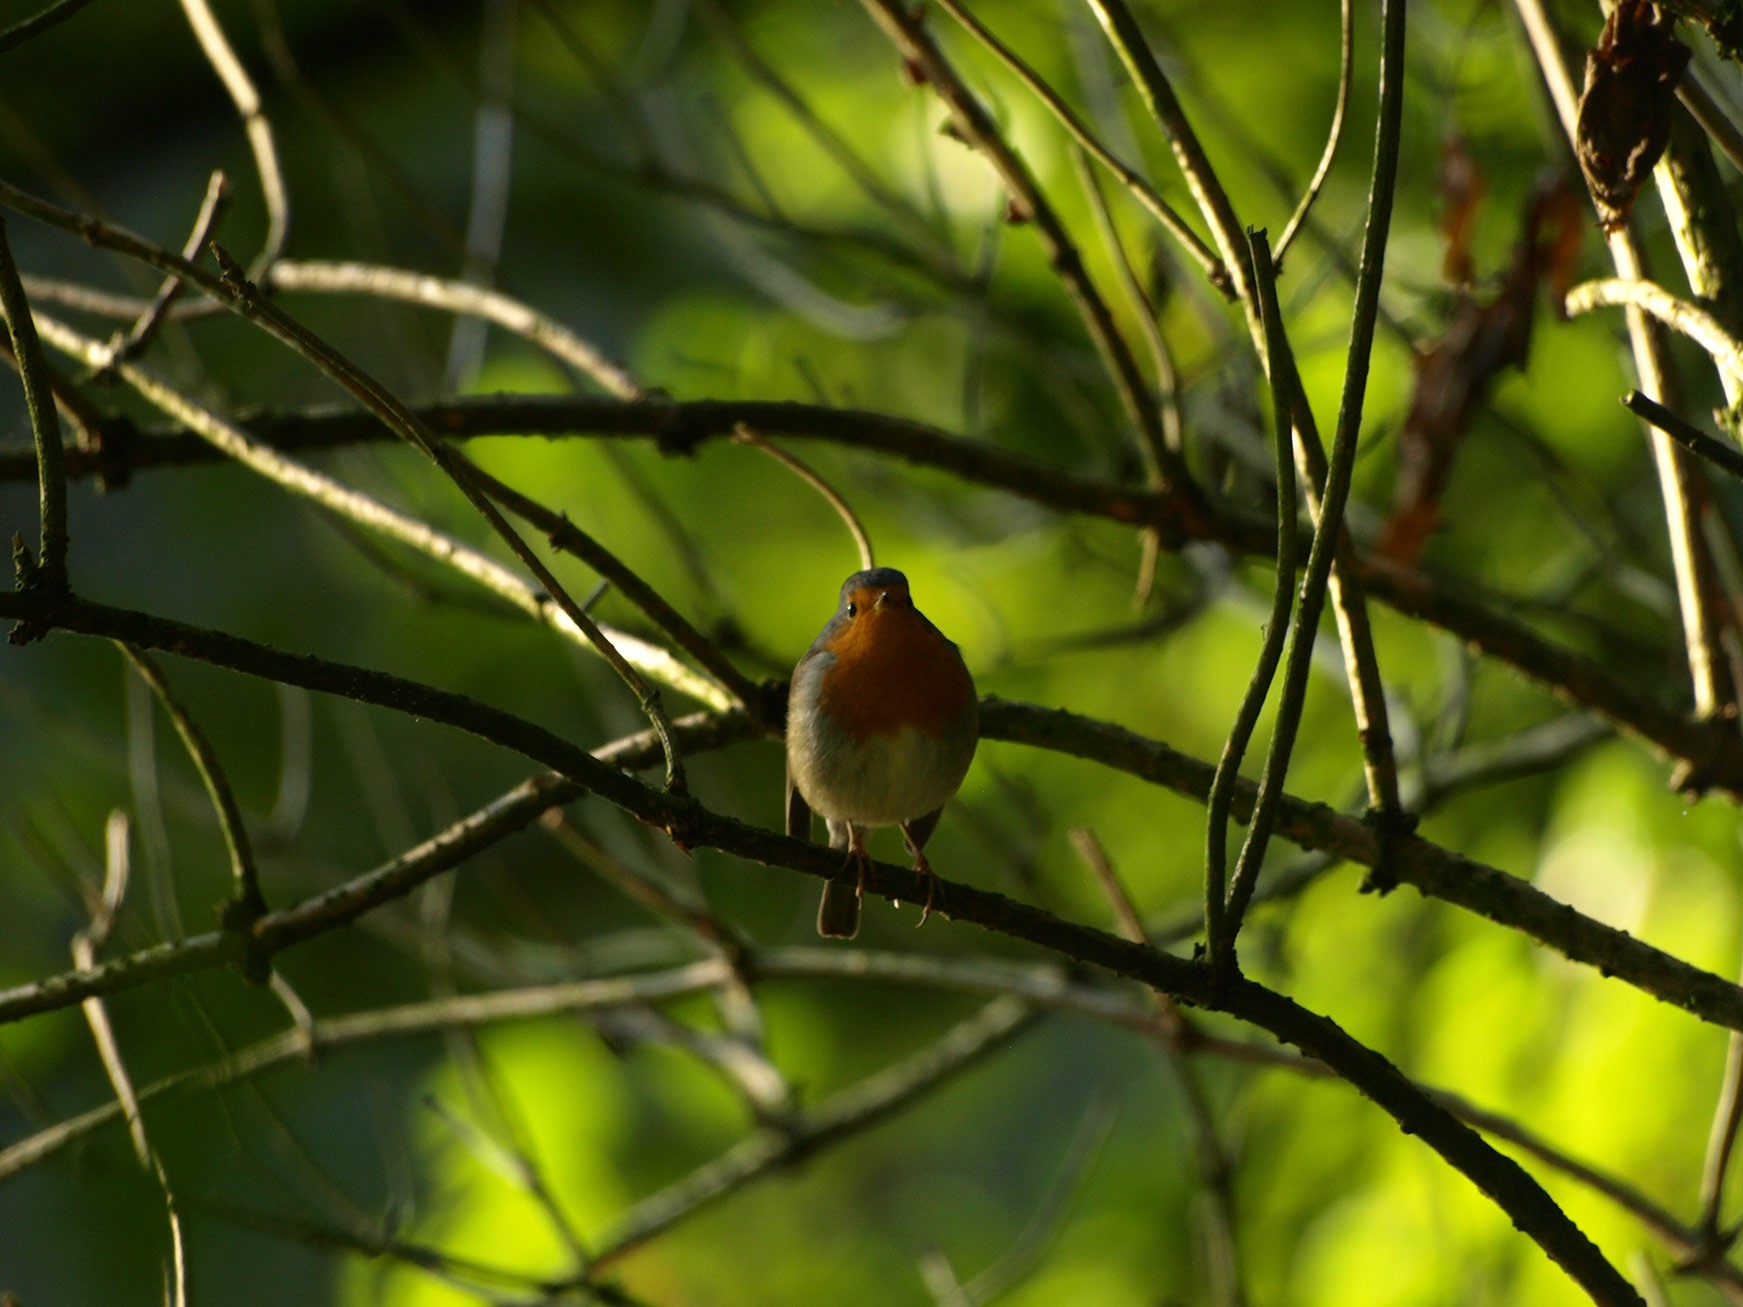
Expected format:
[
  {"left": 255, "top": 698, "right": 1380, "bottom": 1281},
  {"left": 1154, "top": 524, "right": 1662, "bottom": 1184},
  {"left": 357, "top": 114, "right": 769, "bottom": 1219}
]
[
  {"left": 267, "top": 259, "right": 643, "bottom": 400},
  {"left": 177, "top": 0, "right": 287, "bottom": 273},
  {"left": 1514, "top": 0, "right": 1728, "bottom": 722},
  {"left": 2, "top": 385, "right": 1732, "bottom": 795},
  {"left": 1568, "top": 279, "right": 1743, "bottom": 394},
  {"left": 27, "top": 310, "right": 729, "bottom": 712}
]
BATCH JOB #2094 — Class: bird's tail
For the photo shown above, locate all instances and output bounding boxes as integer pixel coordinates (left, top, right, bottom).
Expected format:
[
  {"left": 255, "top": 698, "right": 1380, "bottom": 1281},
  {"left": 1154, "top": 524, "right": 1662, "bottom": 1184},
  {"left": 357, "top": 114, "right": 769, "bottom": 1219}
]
[{"left": 816, "top": 876, "right": 861, "bottom": 939}]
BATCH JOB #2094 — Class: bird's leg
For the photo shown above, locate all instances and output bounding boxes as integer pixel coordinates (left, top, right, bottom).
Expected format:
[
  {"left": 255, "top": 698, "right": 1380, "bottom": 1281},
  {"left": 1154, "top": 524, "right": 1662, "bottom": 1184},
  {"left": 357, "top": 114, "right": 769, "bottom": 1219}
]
[
  {"left": 845, "top": 824, "right": 869, "bottom": 907},
  {"left": 898, "top": 822, "right": 938, "bottom": 927}
]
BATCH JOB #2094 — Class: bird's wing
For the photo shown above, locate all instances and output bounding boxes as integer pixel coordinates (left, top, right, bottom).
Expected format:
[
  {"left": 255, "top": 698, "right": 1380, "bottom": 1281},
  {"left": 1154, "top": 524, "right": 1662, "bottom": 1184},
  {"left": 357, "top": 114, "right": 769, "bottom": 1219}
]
[
  {"left": 785, "top": 763, "right": 812, "bottom": 840},
  {"left": 904, "top": 806, "right": 945, "bottom": 850}
]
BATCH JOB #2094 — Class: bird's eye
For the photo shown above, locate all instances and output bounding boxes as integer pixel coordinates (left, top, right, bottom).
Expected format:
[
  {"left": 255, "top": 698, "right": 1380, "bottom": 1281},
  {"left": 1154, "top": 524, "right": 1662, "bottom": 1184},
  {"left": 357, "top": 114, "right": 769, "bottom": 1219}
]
[{"left": 846, "top": 602, "right": 858, "bottom": 616}]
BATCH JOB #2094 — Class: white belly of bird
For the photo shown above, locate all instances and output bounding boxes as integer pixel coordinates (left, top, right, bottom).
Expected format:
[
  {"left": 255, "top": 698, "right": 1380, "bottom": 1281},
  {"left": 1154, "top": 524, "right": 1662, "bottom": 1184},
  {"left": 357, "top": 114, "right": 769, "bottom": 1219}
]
[{"left": 792, "top": 723, "right": 971, "bottom": 828}]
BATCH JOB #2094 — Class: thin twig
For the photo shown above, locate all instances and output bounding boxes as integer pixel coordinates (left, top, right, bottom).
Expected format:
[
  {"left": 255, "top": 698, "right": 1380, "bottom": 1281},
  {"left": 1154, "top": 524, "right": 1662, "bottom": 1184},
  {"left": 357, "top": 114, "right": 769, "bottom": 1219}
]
[
  {"left": 1624, "top": 391, "right": 1743, "bottom": 483},
  {"left": 178, "top": 0, "right": 288, "bottom": 273},
  {"left": 1273, "top": 0, "right": 1353, "bottom": 267},
  {"left": 101, "top": 169, "right": 230, "bottom": 370},
  {"left": 0, "top": 0, "right": 99, "bottom": 53},
  {"left": 1071, "top": 149, "right": 1183, "bottom": 455},
  {"left": 117, "top": 644, "right": 268, "bottom": 960},
  {"left": 732, "top": 424, "right": 874, "bottom": 571},
  {"left": 0, "top": 214, "right": 67, "bottom": 600},
  {"left": 1072, "top": 147, "right": 1181, "bottom": 605}
]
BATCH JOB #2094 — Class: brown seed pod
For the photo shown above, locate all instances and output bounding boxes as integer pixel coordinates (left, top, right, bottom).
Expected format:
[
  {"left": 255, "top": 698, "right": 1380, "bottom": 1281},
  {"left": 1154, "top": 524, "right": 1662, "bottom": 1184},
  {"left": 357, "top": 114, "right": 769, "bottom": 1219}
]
[{"left": 1575, "top": 0, "right": 1691, "bottom": 231}]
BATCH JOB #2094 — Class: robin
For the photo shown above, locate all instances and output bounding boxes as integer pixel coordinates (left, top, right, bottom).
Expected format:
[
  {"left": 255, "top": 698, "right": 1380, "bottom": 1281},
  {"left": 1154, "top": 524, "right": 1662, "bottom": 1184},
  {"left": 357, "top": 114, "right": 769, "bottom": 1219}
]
[{"left": 785, "top": 567, "right": 979, "bottom": 938}]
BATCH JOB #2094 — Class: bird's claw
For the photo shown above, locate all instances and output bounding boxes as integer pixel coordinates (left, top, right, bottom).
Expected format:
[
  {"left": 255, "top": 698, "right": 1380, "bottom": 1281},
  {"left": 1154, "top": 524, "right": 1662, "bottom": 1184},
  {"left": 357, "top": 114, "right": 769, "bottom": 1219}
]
[{"left": 913, "top": 852, "right": 937, "bottom": 929}]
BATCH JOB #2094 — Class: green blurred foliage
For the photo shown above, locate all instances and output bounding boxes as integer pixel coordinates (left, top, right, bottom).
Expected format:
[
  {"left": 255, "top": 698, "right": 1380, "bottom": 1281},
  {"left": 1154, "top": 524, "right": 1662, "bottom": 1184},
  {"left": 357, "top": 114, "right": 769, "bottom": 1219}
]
[{"left": 2, "top": 0, "right": 1741, "bottom": 1303}]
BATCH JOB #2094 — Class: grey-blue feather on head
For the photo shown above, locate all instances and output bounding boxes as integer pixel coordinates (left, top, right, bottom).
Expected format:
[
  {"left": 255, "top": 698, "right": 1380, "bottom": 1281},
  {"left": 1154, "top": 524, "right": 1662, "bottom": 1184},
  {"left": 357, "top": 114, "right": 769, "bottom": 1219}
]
[{"left": 838, "top": 568, "right": 909, "bottom": 607}]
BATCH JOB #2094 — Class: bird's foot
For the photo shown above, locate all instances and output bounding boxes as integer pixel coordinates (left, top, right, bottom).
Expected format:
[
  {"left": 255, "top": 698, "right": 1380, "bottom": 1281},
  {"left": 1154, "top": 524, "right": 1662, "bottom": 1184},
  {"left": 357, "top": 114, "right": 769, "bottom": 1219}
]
[{"left": 899, "top": 834, "right": 938, "bottom": 929}]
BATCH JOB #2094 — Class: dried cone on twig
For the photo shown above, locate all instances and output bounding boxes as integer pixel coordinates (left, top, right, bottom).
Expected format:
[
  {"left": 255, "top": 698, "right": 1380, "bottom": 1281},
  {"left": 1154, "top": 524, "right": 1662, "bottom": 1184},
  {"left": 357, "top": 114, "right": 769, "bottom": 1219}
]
[{"left": 1575, "top": 0, "right": 1690, "bottom": 231}]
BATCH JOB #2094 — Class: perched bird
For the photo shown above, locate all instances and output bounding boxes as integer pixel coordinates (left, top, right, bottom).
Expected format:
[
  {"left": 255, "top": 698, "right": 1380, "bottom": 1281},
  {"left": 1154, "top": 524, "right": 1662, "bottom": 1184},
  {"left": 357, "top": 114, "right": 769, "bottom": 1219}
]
[{"left": 786, "top": 567, "right": 979, "bottom": 938}]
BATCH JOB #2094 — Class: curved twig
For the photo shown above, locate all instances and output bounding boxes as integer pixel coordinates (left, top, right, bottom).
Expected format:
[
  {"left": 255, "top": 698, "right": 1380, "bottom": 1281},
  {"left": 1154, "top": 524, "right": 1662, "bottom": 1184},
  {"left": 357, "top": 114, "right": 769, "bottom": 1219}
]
[
  {"left": 732, "top": 424, "right": 875, "bottom": 571},
  {"left": 266, "top": 258, "right": 643, "bottom": 399},
  {"left": 118, "top": 645, "right": 266, "bottom": 932},
  {"left": 1273, "top": 0, "right": 1353, "bottom": 266},
  {"left": 1568, "top": 277, "right": 1743, "bottom": 392},
  {"left": 178, "top": 0, "right": 288, "bottom": 273},
  {"left": 0, "top": 214, "right": 67, "bottom": 598}
]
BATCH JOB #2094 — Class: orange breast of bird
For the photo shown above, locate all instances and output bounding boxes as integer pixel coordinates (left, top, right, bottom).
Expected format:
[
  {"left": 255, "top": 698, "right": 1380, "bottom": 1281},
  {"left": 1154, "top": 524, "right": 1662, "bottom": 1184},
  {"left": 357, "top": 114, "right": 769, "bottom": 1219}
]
[{"left": 817, "top": 606, "right": 973, "bottom": 742}]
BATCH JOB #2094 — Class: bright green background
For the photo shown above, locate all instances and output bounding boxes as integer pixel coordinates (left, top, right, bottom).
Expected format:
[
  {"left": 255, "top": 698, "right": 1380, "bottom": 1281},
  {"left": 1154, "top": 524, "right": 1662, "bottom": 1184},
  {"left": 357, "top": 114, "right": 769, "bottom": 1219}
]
[{"left": 0, "top": 0, "right": 1738, "bottom": 1302}]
